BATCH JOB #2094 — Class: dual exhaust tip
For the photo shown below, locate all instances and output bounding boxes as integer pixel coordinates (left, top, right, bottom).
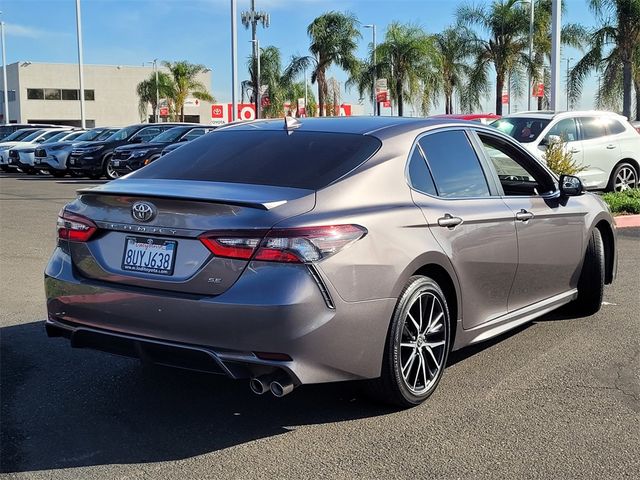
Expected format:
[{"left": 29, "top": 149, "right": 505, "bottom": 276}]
[{"left": 249, "top": 374, "right": 295, "bottom": 397}]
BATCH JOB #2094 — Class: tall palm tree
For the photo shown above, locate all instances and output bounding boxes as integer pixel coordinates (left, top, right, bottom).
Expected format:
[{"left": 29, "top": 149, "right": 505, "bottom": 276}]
[
  {"left": 162, "top": 61, "right": 214, "bottom": 121},
  {"left": 135, "top": 71, "right": 173, "bottom": 122},
  {"left": 286, "top": 12, "right": 361, "bottom": 116},
  {"left": 433, "top": 27, "right": 475, "bottom": 114},
  {"left": 569, "top": 0, "right": 640, "bottom": 119},
  {"left": 376, "top": 23, "right": 439, "bottom": 116},
  {"left": 244, "top": 46, "right": 291, "bottom": 118},
  {"left": 457, "top": 0, "right": 531, "bottom": 115}
]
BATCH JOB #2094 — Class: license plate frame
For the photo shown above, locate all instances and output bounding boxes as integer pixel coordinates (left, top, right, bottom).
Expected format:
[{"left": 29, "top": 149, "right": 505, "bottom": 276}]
[{"left": 121, "top": 236, "right": 177, "bottom": 276}]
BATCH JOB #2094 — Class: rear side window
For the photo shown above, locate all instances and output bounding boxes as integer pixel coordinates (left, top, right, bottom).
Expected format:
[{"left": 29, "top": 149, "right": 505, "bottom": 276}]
[
  {"left": 407, "top": 146, "right": 437, "bottom": 195},
  {"left": 605, "top": 119, "right": 626, "bottom": 135},
  {"left": 131, "top": 130, "right": 381, "bottom": 190},
  {"left": 418, "top": 131, "right": 490, "bottom": 198},
  {"left": 580, "top": 117, "right": 607, "bottom": 140}
]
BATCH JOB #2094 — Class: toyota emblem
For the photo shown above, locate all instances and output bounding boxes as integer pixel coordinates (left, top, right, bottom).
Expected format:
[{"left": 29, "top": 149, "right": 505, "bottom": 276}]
[{"left": 131, "top": 201, "right": 156, "bottom": 222}]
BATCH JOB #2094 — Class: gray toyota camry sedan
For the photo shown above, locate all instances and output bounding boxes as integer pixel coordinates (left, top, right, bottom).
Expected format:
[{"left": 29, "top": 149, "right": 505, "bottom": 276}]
[{"left": 45, "top": 117, "right": 617, "bottom": 407}]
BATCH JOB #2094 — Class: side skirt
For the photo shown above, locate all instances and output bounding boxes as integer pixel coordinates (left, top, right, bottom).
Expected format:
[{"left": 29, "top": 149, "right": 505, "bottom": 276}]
[{"left": 452, "top": 289, "right": 578, "bottom": 351}]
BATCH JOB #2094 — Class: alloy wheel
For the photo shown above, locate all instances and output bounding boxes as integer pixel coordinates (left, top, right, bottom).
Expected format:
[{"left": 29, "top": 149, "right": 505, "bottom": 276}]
[
  {"left": 399, "top": 291, "right": 447, "bottom": 394},
  {"left": 614, "top": 166, "right": 637, "bottom": 192},
  {"left": 106, "top": 160, "right": 120, "bottom": 180}
]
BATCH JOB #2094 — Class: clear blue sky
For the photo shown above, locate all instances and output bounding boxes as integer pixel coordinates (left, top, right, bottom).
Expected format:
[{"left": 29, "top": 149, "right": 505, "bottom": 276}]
[{"left": 2, "top": 0, "right": 600, "bottom": 114}]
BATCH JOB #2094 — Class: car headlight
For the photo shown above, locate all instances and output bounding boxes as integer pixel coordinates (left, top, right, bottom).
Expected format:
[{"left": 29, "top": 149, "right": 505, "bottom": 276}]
[
  {"left": 131, "top": 150, "right": 149, "bottom": 158},
  {"left": 83, "top": 145, "right": 104, "bottom": 153},
  {"left": 50, "top": 145, "right": 68, "bottom": 151}
]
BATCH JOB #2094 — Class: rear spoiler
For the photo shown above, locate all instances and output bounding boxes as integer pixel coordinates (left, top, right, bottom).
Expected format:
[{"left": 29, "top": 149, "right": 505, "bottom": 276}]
[{"left": 78, "top": 179, "right": 313, "bottom": 211}]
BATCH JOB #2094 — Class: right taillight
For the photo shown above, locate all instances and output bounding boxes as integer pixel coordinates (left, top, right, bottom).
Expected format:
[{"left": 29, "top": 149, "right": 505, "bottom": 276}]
[
  {"left": 57, "top": 209, "right": 97, "bottom": 242},
  {"left": 199, "top": 225, "right": 367, "bottom": 263}
]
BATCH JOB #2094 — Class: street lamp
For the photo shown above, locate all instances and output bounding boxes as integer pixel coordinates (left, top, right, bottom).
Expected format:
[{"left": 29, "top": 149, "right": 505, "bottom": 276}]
[
  {"left": 144, "top": 59, "right": 159, "bottom": 123},
  {"left": 522, "top": 0, "right": 535, "bottom": 111},
  {"left": 75, "top": 0, "right": 86, "bottom": 129},
  {"left": 0, "top": 12, "right": 8, "bottom": 124},
  {"left": 363, "top": 24, "right": 377, "bottom": 116},
  {"left": 249, "top": 39, "right": 261, "bottom": 119}
]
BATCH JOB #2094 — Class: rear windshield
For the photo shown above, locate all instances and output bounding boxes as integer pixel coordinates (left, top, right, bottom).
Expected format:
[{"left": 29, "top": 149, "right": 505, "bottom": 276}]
[{"left": 131, "top": 130, "right": 382, "bottom": 190}]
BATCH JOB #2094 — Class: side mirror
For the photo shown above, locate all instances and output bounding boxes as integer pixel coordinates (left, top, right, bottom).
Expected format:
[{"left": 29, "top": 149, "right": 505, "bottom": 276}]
[{"left": 559, "top": 174, "right": 584, "bottom": 196}]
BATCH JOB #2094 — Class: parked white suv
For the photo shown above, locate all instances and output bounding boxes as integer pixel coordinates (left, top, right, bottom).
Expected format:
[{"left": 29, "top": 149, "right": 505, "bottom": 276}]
[{"left": 492, "top": 111, "right": 640, "bottom": 191}]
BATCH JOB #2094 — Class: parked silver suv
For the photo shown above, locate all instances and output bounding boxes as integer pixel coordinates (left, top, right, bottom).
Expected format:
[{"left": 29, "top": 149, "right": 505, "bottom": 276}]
[
  {"left": 45, "top": 117, "right": 617, "bottom": 407},
  {"left": 493, "top": 111, "right": 640, "bottom": 191}
]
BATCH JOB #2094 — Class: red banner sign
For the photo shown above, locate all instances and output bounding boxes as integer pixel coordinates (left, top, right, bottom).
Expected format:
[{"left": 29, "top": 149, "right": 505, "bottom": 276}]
[
  {"left": 159, "top": 107, "right": 169, "bottom": 117},
  {"left": 533, "top": 83, "right": 544, "bottom": 98}
]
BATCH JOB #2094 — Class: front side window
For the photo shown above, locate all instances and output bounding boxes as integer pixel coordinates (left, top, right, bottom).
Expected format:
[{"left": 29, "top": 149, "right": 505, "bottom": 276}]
[
  {"left": 419, "top": 130, "right": 490, "bottom": 198},
  {"left": 579, "top": 117, "right": 607, "bottom": 140},
  {"left": 183, "top": 128, "right": 207, "bottom": 141},
  {"left": 478, "top": 133, "right": 555, "bottom": 196},
  {"left": 546, "top": 118, "right": 578, "bottom": 142},
  {"left": 132, "top": 127, "right": 164, "bottom": 143}
]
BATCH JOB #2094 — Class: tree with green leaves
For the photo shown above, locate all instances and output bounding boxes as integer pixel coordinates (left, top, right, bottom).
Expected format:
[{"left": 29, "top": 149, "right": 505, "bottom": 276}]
[
  {"left": 457, "top": 0, "right": 531, "bottom": 115},
  {"left": 569, "top": 0, "right": 640, "bottom": 119},
  {"left": 286, "top": 12, "right": 361, "bottom": 116},
  {"left": 243, "top": 45, "right": 290, "bottom": 118},
  {"left": 433, "top": 27, "right": 475, "bottom": 114},
  {"left": 162, "top": 61, "right": 214, "bottom": 121},
  {"left": 135, "top": 71, "right": 173, "bottom": 122}
]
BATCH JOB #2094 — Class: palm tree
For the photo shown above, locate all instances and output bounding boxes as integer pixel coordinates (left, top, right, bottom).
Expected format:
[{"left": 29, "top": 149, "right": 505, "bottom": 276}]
[
  {"left": 162, "top": 61, "right": 214, "bottom": 121},
  {"left": 433, "top": 27, "right": 475, "bottom": 114},
  {"left": 286, "top": 12, "right": 361, "bottom": 116},
  {"left": 457, "top": 0, "right": 531, "bottom": 115},
  {"left": 243, "top": 45, "right": 291, "bottom": 118},
  {"left": 569, "top": 0, "right": 640, "bottom": 119},
  {"left": 135, "top": 71, "right": 173, "bottom": 122},
  {"left": 376, "top": 23, "right": 439, "bottom": 116}
]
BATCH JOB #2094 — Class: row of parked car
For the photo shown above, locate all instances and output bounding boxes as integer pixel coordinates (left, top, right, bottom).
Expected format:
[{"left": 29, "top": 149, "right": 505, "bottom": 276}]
[{"left": 0, "top": 123, "right": 216, "bottom": 180}]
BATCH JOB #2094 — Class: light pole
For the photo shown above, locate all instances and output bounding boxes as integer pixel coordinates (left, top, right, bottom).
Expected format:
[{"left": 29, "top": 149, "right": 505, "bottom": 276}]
[
  {"left": 144, "top": 59, "right": 159, "bottom": 122},
  {"left": 241, "top": 1, "right": 269, "bottom": 119},
  {"left": 303, "top": 65, "right": 308, "bottom": 116},
  {"left": 249, "top": 39, "right": 261, "bottom": 118},
  {"left": 231, "top": 0, "right": 238, "bottom": 121},
  {"left": 566, "top": 57, "right": 573, "bottom": 110},
  {"left": 550, "top": 0, "right": 561, "bottom": 111},
  {"left": 75, "top": 0, "right": 86, "bottom": 129},
  {"left": 0, "top": 17, "right": 9, "bottom": 124},
  {"left": 364, "top": 24, "right": 377, "bottom": 116},
  {"left": 525, "top": 0, "right": 535, "bottom": 111}
]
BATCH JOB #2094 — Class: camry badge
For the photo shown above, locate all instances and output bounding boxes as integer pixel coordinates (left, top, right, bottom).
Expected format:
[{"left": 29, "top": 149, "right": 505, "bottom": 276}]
[{"left": 131, "top": 201, "right": 156, "bottom": 222}]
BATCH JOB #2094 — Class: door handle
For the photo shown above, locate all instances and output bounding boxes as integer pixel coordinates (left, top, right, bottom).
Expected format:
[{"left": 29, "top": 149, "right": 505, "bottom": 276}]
[
  {"left": 606, "top": 144, "right": 616, "bottom": 149},
  {"left": 437, "top": 213, "right": 463, "bottom": 228},
  {"left": 515, "top": 209, "right": 534, "bottom": 222},
  {"left": 570, "top": 148, "right": 580, "bottom": 153}
]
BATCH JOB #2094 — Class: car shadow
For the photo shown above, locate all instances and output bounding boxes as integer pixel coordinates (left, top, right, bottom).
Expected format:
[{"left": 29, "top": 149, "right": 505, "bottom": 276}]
[{"left": 0, "top": 321, "right": 395, "bottom": 474}]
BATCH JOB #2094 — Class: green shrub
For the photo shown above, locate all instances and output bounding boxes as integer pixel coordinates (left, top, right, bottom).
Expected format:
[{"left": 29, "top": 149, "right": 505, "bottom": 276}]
[
  {"left": 601, "top": 188, "right": 640, "bottom": 214},
  {"left": 542, "top": 137, "right": 586, "bottom": 176}
]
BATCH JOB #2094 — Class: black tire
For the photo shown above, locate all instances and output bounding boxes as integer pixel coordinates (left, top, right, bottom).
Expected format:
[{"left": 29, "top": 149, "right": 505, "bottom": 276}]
[
  {"left": 570, "top": 228, "right": 605, "bottom": 316},
  {"left": 0, "top": 165, "right": 8, "bottom": 172},
  {"left": 364, "top": 275, "right": 451, "bottom": 408},
  {"left": 607, "top": 162, "right": 638, "bottom": 192},
  {"left": 102, "top": 154, "right": 119, "bottom": 180}
]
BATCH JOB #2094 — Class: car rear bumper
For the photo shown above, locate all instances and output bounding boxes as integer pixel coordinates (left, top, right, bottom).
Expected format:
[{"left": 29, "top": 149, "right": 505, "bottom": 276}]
[{"left": 45, "top": 246, "right": 395, "bottom": 385}]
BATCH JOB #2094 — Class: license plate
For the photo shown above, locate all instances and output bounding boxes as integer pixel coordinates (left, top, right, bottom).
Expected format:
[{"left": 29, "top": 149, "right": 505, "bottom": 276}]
[
  {"left": 69, "top": 158, "right": 76, "bottom": 165},
  {"left": 112, "top": 160, "right": 120, "bottom": 167},
  {"left": 121, "top": 236, "right": 177, "bottom": 276},
  {"left": 34, "top": 158, "right": 41, "bottom": 164}
]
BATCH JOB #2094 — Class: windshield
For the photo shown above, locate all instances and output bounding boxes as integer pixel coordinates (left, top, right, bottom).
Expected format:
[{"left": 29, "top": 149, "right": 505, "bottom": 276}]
[
  {"left": 3, "top": 129, "right": 38, "bottom": 142},
  {"left": 105, "top": 125, "right": 139, "bottom": 141},
  {"left": 151, "top": 127, "right": 189, "bottom": 143},
  {"left": 43, "top": 131, "right": 72, "bottom": 144},
  {"left": 74, "top": 129, "right": 103, "bottom": 141},
  {"left": 490, "top": 118, "right": 551, "bottom": 143},
  {"left": 96, "top": 129, "right": 119, "bottom": 140}
]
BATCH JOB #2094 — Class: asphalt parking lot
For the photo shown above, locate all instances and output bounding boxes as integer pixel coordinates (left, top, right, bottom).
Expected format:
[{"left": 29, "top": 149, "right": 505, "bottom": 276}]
[{"left": 1, "top": 172, "right": 638, "bottom": 479}]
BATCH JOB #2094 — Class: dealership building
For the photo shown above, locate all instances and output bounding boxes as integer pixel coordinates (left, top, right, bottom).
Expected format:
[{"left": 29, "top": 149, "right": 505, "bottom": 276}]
[{"left": 0, "top": 61, "right": 214, "bottom": 127}]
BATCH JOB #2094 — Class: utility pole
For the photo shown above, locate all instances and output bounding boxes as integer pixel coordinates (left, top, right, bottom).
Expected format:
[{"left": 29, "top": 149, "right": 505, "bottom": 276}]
[
  {"left": 75, "top": 0, "right": 86, "bottom": 128},
  {"left": 304, "top": 65, "right": 308, "bottom": 116},
  {"left": 231, "top": 0, "right": 238, "bottom": 121},
  {"left": 550, "top": 0, "right": 561, "bottom": 111},
  {"left": 0, "top": 18, "right": 9, "bottom": 124},
  {"left": 241, "top": 0, "right": 269, "bottom": 119},
  {"left": 250, "top": 39, "right": 260, "bottom": 116}
]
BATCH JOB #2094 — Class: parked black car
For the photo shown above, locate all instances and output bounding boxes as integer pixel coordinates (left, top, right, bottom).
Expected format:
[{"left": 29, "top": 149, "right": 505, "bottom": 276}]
[
  {"left": 111, "top": 125, "right": 214, "bottom": 176},
  {"left": 67, "top": 123, "right": 189, "bottom": 179}
]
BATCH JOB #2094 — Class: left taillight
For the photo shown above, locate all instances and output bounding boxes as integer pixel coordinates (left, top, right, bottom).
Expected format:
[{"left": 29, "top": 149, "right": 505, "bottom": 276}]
[
  {"left": 57, "top": 209, "right": 97, "bottom": 242},
  {"left": 199, "top": 225, "right": 367, "bottom": 263}
]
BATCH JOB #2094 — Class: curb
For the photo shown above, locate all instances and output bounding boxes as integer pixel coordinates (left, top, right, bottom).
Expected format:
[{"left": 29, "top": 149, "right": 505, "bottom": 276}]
[{"left": 614, "top": 214, "right": 640, "bottom": 229}]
